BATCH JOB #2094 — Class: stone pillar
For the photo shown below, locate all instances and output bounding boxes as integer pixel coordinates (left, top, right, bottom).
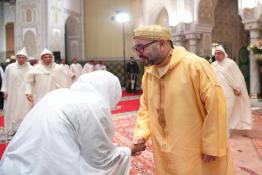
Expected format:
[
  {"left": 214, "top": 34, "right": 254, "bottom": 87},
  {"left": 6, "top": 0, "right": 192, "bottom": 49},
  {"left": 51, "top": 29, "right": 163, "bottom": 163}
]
[
  {"left": 249, "top": 29, "right": 261, "bottom": 96},
  {"left": 185, "top": 33, "right": 201, "bottom": 55},
  {"left": 243, "top": 19, "right": 262, "bottom": 97},
  {"left": 173, "top": 35, "right": 185, "bottom": 47}
]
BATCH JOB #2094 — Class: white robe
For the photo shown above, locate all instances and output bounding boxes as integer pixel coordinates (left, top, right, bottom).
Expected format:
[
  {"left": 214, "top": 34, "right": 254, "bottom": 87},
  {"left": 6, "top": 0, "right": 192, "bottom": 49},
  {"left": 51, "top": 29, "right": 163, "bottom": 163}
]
[
  {"left": 212, "top": 58, "right": 252, "bottom": 130},
  {"left": 1, "top": 62, "right": 33, "bottom": 134},
  {"left": 25, "top": 63, "right": 69, "bottom": 105},
  {"left": 70, "top": 63, "right": 83, "bottom": 82},
  {"left": 83, "top": 63, "right": 94, "bottom": 73},
  {"left": 0, "top": 71, "right": 131, "bottom": 175},
  {"left": 61, "top": 64, "right": 72, "bottom": 85}
]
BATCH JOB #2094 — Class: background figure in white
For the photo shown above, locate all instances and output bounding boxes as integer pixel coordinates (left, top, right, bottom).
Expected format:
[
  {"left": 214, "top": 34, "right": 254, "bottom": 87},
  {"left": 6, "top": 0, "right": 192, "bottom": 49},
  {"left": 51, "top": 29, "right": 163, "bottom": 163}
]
[
  {"left": 100, "top": 61, "right": 107, "bottom": 70},
  {"left": 28, "top": 56, "right": 38, "bottom": 66},
  {"left": 70, "top": 57, "right": 83, "bottom": 82},
  {"left": 211, "top": 45, "right": 252, "bottom": 134},
  {"left": 60, "top": 58, "right": 72, "bottom": 85},
  {"left": 25, "top": 48, "right": 69, "bottom": 105},
  {"left": 1, "top": 48, "right": 33, "bottom": 136},
  {"left": 83, "top": 61, "right": 94, "bottom": 73},
  {"left": 94, "top": 61, "right": 102, "bottom": 71},
  {"left": 0, "top": 71, "right": 131, "bottom": 175}
]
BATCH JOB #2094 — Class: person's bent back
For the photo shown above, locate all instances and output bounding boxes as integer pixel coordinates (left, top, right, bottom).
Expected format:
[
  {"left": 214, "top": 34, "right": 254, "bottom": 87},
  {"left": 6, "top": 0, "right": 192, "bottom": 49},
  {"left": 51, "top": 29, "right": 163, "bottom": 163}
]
[{"left": 0, "top": 71, "right": 131, "bottom": 175}]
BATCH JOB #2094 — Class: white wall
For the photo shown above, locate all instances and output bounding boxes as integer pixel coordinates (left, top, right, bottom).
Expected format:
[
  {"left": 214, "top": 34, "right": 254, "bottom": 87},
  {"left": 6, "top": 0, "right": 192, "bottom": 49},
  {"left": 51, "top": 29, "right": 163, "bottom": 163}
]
[{"left": 63, "top": 0, "right": 81, "bottom": 13}]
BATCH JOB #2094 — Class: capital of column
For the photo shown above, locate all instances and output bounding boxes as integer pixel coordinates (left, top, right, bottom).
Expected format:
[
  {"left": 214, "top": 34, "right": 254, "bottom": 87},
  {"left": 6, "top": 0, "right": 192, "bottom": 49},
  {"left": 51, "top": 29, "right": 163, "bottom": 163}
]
[
  {"left": 243, "top": 20, "right": 262, "bottom": 31},
  {"left": 173, "top": 35, "right": 185, "bottom": 42},
  {"left": 185, "top": 33, "right": 201, "bottom": 40}
]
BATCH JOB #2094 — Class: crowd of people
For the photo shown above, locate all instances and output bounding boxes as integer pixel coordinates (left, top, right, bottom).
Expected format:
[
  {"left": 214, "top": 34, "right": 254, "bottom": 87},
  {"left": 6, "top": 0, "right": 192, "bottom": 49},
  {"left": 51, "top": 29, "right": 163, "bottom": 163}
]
[
  {"left": 0, "top": 25, "right": 253, "bottom": 174},
  {"left": 0, "top": 48, "right": 107, "bottom": 139}
]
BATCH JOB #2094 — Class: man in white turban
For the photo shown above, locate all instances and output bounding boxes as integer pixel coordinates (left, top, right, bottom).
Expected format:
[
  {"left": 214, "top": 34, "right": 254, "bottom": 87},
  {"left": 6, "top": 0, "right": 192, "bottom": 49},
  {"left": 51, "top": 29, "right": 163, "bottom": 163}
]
[
  {"left": 1, "top": 48, "right": 33, "bottom": 137},
  {"left": 25, "top": 48, "right": 70, "bottom": 105},
  {"left": 0, "top": 71, "right": 131, "bottom": 175},
  {"left": 211, "top": 45, "right": 252, "bottom": 134}
]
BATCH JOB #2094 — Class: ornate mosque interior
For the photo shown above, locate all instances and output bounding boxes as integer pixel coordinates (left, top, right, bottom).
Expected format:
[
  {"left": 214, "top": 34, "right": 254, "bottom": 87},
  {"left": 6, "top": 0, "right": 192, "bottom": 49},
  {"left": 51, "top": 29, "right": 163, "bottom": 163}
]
[{"left": 0, "top": 0, "right": 262, "bottom": 94}]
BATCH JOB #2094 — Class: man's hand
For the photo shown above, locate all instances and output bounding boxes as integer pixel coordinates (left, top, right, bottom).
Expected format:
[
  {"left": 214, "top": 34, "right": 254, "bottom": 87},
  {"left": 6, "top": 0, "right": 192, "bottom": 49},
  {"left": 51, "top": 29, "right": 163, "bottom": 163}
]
[
  {"left": 202, "top": 154, "right": 217, "bottom": 163},
  {"left": 26, "top": 94, "right": 33, "bottom": 102},
  {"left": 71, "top": 74, "right": 76, "bottom": 80},
  {"left": 233, "top": 89, "right": 241, "bottom": 96},
  {"left": 131, "top": 137, "right": 146, "bottom": 156},
  {"left": 3, "top": 93, "right": 8, "bottom": 100}
]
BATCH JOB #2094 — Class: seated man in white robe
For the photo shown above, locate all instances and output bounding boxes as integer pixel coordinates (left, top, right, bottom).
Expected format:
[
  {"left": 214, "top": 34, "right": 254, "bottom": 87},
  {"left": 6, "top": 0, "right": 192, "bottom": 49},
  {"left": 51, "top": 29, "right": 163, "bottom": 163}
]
[
  {"left": 211, "top": 45, "right": 252, "bottom": 135},
  {"left": 0, "top": 71, "right": 136, "bottom": 175},
  {"left": 25, "top": 48, "right": 69, "bottom": 105}
]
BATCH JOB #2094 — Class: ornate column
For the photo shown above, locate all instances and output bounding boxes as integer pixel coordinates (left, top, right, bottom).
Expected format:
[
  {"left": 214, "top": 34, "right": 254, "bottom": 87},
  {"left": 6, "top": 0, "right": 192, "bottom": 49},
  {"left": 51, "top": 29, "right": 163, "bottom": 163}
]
[
  {"left": 243, "top": 21, "right": 262, "bottom": 96},
  {"left": 185, "top": 33, "right": 201, "bottom": 55},
  {"left": 249, "top": 29, "right": 261, "bottom": 96},
  {"left": 173, "top": 35, "right": 185, "bottom": 46}
]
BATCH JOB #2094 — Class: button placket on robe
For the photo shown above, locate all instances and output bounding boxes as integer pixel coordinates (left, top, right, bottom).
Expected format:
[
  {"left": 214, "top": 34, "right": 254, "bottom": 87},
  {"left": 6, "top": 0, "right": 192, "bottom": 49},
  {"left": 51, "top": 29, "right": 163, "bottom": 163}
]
[{"left": 157, "top": 79, "right": 166, "bottom": 128}]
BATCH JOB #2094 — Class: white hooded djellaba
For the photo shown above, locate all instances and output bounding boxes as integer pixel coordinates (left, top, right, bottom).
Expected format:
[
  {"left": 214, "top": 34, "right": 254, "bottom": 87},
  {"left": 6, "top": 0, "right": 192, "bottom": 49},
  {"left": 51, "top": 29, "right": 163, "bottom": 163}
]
[
  {"left": 212, "top": 45, "right": 252, "bottom": 130},
  {"left": 0, "top": 71, "right": 131, "bottom": 175},
  {"left": 25, "top": 48, "right": 70, "bottom": 105},
  {"left": 1, "top": 48, "right": 33, "bottom": 135}
]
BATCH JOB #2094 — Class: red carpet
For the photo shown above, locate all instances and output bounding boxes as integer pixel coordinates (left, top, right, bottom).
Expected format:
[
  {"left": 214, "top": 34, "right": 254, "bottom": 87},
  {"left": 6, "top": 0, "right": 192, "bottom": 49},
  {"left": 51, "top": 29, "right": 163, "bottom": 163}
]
[
  {"left": 0, "top": 116, "right": 3, "bottom": 127},
  {"left": 112, "top": 99, "right": 140, "bottom": 114},
  {"left": 122, "top": 90, "right": 142, "bottom": 97},
  {"left": 0, "top": 115, "right": 6, "bottom": 159}
]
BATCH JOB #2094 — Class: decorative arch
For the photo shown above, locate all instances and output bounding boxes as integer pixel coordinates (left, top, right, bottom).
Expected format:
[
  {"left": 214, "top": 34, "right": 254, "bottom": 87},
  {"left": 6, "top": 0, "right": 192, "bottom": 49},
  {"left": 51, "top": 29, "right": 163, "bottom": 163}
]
[
  {"left": 147, "top": 4, "right": 169, "bottom": 25},
  {"left": 155, "top": 8, "right": 169, "bottom": 27},
  {"left": 23, "top": 30, "right": 37, "bottom": 57},
  {"left": 65, "top": 15, "right": 81, "bottom": 62},
  {"left": 65, "top": 16, "right": 80, "bottom": 35}
]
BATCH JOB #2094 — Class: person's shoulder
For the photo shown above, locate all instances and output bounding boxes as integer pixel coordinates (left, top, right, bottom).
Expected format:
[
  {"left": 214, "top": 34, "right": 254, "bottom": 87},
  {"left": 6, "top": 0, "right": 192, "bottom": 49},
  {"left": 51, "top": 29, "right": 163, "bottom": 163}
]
[
  {"left": 183, "top": 53, "right": 210, "bottom": 66},
  {"left": 5, "top": 62, "right": 16, "bottom": 70}
]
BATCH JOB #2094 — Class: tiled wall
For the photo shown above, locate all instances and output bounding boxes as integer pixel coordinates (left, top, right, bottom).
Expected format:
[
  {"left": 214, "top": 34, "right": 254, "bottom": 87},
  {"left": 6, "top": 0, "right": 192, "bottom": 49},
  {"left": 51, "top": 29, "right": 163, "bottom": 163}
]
[
  {"left": 79, "top": 60, "right": 144, "bottom": 88},
  {"left": 104, "top": 60, "right": 144, "bottom": 89}
]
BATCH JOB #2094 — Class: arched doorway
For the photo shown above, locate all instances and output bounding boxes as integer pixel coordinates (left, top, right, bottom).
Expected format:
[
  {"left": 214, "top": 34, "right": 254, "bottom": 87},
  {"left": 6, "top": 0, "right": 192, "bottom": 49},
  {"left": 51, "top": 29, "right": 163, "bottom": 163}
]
[
  {"left": 155, "top": 8, "right": 169, "bottom": 27},
  {"left": 198, "top": 0, "right": 249, "bottom": 58},
  {"left": 65, "top": 16, "right": 81, "bottom": 64},
  {"left": 24, "top": 30, "right": 37, "bottom": 58},
  {"left": 5, "top": 22, "right": 14, "bottom": 57},
  {"left": 212, "top": 0, "right": 249, "bottom": 60}
]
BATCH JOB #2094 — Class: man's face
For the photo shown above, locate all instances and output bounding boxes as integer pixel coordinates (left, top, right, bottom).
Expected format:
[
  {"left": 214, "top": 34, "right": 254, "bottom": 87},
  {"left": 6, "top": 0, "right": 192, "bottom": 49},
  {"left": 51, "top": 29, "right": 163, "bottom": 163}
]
[
  {"left": 132, "top": 38, "right": 163, "bottom": 67},
  {"left": 41, "top": 54, "right": 53, "bottom": 65},
  {"left": 214, "top": 50, "right": 225, "bottom": 62},
  {"left": 72, "top": 58, "right": 78, "bottom": 63},
  {"left": 17, "top": 55, "right": 27, "bottom": 65}
]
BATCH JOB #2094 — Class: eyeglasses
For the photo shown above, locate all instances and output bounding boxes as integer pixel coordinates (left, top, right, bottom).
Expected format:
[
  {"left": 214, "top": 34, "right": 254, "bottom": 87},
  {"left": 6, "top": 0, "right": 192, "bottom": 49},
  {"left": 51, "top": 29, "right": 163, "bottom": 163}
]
[{"left": 132, "top": 40, "right": 158, "bottom": 53}]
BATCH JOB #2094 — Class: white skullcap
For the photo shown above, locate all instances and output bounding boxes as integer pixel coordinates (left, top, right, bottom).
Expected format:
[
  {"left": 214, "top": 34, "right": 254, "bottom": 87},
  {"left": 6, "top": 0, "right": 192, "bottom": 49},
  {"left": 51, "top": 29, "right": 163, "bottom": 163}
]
[
  {"left": 215, "top": 45, "right": 228, "bottom": 58},
  {"left": 40, "top": 48, "right": 53, "bottom": 58},
  {"left": 16, "top": 48, "right": 28, "bottom": 59}
]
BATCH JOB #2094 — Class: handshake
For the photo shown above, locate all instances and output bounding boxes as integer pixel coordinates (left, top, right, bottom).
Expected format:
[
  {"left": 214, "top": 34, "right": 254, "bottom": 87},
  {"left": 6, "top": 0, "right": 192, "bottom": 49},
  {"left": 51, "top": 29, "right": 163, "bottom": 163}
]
[{"left": 130, "top": 137, "right": 146, "bottom": 156}]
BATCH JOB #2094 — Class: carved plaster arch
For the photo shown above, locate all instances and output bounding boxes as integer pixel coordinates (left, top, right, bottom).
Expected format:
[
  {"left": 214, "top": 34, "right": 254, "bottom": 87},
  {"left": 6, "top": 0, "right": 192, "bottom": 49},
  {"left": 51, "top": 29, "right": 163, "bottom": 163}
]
[
  {"left": 155, "top": 8, "right": 169, "bottom": 27},
  {"left": 65, "top": 15, "right": 81, "bottom": 62},
  {"left": 65, "top": 16, "right": 80, "bottom": 36},
  {"left": 147, "top": 4, "right": 169, "bottom": 25}
]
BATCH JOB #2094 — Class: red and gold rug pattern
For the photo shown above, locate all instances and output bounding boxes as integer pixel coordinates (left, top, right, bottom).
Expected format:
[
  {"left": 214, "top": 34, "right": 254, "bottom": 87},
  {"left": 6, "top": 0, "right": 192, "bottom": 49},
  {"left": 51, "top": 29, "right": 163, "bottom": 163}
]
[{"left": 112, "top": 114, "right": 154, "bottom": 174}]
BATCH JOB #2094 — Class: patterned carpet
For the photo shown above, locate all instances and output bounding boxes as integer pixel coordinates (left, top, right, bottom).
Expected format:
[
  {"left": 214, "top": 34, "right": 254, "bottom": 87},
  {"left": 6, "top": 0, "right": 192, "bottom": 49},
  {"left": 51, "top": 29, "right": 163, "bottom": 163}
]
[
  {"left": 112, "top": 110, "right": 262, "bottom": 175},
  {"left": 113, "top": 114, "right": 153, "bottom": 175},
  {"left": 0, "top": 95, "right": 261, "bottom": 174}
]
